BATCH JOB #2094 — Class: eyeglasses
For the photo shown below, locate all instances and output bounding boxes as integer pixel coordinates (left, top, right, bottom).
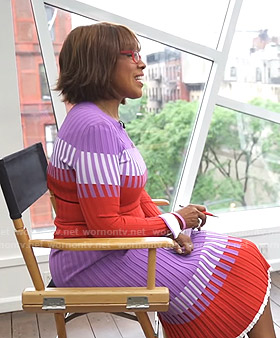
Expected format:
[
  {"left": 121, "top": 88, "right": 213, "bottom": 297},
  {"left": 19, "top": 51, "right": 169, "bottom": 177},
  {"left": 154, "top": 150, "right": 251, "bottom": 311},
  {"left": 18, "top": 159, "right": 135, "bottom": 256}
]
[{"left": 120, "top": 50, "right": 141, "bottom": 64}]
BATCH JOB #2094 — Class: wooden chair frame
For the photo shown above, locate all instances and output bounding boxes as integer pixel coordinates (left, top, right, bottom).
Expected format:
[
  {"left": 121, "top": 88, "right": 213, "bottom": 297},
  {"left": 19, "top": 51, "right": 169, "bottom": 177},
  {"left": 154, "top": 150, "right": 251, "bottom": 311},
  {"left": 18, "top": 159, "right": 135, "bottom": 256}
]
[{"left": 0, "top": 143, "right": 174, "bottom": 338}]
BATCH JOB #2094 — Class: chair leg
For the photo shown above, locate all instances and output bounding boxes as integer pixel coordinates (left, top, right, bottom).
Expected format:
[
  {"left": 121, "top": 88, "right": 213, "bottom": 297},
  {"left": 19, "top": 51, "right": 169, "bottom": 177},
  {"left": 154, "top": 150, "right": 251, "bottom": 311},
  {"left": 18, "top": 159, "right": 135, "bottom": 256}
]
[
  {"left": 54, "top": 313, "right": 67, "bottom": 338},
  {"left": 135, "top": 312, "right": 156, "bottom": 338}
]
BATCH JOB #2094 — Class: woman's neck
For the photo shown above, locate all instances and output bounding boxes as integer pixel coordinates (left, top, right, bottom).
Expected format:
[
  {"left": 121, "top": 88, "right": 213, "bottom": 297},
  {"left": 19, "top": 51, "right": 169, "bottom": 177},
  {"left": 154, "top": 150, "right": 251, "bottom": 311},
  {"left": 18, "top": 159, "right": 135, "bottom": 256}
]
[{"left": 95, "top": 100, "right": 120, "bottom": 121}]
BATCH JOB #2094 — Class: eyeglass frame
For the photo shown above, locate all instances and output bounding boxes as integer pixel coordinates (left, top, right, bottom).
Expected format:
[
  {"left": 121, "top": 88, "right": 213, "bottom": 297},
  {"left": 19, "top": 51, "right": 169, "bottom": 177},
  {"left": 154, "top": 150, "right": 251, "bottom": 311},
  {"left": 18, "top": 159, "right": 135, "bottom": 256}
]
[{"left": 120, "top": 50, "right": 142, "bottom": 64}]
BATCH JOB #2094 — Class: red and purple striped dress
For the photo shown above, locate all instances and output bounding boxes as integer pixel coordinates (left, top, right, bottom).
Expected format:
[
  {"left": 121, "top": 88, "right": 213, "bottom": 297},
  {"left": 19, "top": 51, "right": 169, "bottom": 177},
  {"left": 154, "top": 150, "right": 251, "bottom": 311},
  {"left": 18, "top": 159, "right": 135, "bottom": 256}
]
[{"left": 47, "top": 102, "right": 271, "bottom": 338}]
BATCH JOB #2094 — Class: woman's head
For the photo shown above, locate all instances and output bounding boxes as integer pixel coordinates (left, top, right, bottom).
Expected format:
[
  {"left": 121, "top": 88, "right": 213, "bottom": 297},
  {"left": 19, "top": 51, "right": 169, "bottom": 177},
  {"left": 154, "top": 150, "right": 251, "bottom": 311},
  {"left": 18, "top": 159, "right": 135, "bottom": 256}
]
[{"left": 56, "top": 22, "right": 141, "bottom": 104}]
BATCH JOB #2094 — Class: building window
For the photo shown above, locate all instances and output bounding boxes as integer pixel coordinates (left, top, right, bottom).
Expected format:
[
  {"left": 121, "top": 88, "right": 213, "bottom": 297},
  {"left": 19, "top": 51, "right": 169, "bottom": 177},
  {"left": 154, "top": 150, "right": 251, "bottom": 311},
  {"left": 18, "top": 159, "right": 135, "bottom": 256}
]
[
  {"left": 45, "top": 5, "right": 56, "bottom": 41},
  {"left": 230, "top": 66, "right": 237, "bottom": 77},
  {"left": 39, "top": 64, "right": 51, "bottom": 100},
  {"left": 256, "top": 67, "right": 262, "bottom": 82},
  {"left": 45, "top": 124, "right": 57, "bottom": 158}
]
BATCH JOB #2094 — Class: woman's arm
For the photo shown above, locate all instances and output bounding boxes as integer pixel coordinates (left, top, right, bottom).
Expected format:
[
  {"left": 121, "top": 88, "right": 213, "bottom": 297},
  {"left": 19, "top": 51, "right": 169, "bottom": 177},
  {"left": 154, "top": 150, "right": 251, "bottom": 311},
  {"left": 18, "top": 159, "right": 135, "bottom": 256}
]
[{"left": 140, "top": 189, "right": 162, "bottom": 217}]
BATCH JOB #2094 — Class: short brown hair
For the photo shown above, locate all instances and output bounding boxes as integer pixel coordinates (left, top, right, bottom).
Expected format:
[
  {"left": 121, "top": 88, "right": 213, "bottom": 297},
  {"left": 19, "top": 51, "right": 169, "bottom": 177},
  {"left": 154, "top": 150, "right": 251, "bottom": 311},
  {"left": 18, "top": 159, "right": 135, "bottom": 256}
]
[{"left": 56, "top": 22, "right": 140, "bottom": 104}]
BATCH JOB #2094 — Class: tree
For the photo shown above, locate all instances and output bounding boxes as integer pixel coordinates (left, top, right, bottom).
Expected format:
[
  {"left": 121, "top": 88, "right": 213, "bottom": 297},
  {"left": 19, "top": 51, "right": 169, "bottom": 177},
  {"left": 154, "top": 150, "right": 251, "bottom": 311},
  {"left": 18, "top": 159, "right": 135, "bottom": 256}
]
[
  {"left": 119, "top": 85, "right": 148, "bottom": 123},
  {"left": 125, "top": 98, "right": 280, "bottom": 211},
  {"left": 126, "top": 100, "right": 198, "bottom": 202},
  {"left": 193, "top": 102, "right": 280, "bottom": 209}
]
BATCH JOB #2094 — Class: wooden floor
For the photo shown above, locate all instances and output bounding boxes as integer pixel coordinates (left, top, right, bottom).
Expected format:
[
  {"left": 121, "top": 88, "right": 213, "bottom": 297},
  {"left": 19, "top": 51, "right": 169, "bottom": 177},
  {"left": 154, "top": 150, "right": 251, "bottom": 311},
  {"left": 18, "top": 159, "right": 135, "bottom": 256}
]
[{"left": 1, "top": 271, "right": 280, "bottom": 338}]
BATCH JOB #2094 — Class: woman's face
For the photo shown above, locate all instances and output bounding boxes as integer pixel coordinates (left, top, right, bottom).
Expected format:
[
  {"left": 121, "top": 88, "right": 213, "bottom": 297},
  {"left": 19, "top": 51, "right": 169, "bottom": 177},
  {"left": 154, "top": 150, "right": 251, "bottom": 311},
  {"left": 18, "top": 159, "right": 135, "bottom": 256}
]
[{"left": 111, "top": 50, "right": 146, "bottom": 101}]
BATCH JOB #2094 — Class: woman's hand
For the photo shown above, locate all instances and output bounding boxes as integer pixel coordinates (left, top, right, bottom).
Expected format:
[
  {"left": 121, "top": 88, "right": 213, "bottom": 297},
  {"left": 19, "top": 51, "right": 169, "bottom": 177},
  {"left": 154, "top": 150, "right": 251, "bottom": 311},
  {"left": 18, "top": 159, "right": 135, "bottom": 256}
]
[
  {"left": 175, "top": 204, "right": 207, "bottom": 230},
  {"left": 173, "top": 232, "right": 193, "bottom": 255}
]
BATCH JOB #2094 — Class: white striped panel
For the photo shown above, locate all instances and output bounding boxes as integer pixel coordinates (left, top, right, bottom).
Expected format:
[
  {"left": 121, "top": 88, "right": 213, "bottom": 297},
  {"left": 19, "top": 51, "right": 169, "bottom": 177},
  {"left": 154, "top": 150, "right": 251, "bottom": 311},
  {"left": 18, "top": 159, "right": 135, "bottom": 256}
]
[
  {"left": 87, "top": 152, "right": 97, "bottom": 184},
  {"left": 110, "top": 153, "right": 120, "bottom": 184},
  {"left": 183, "top": 287, "right": 198, "bottom": 302},
  {"left": 203, "top": 244, "right": 225, "bottom": 255},
  {"left": 180, "top": 292, "right": 194, "bottom": 306},
  {"left": 62, "top": 141, "right": 71, "bottom": 163},
  {"left": 188, "top": 280, "right": 202, "bottom": 296},
  {"left": 56, "top": 138, "right": 64, "bottom": 169},
  {"left": 175, "top": 297, "right": 190, "bottom": 312},
  {"left": 198, "top": 261, "right": 213, "bottom": 276},
  {"left": 128, "top": 148, "right": 146, "bottom": 173},
  {"left": 62, "top": 142, "right": 76, "bottom": 166},
  {"left": 60, "top": 140, "right": 67, "bottom": 164},
  {"left": 205, "top": 241, "right": 227, "bottom": 249},
  {"left": 170, "top": 301, "right": 184, "bottom": 314},
  {"left": 205, "top": 236, "right": 228, "bottom": 243},
  {"left": 193, "top": 275, "right": 207, "bottom": 290},
  {"left": 121, "top": 148, "right": 146, "bottom": 176},
  {"left": 200, "top": 254, "right": 217, "bottom": 269},
  {"left": 129, "top": 150, "right": 141, "bottom": 177},
  {"left": 51, "top": 138, "right": 77, "bottom": 168},
  {"left": 196, "top": 267, "right": 210, "bottom": 283},
  {"left": 52, "top": 138, "right": 60, "bottom": 168},
  {"left": 68, "top": 145, "right": 76, "bottom": 166},
  {"left": 107, "top": 153, "right": 119, "bottom": 185},
  {"left": 76, "top": 151, "right": 120, "bottom": 186},
  {"left": 201, "top": 249, "right": 221, "bottom": 262},
  {"left": 80, "top": 151, "right": 88, "bottom": 184},
  {"left": 76, "top": 158, "right": 81, "bottom": 185},
  {"left": 100, "top": 153, "right": 111, "bottom": 183},
  {"left": 130, "top": 155, "right": 136, "bottom": 176},
  {"left": 51, "top": 138, "right": 59, "bottom": 167}
]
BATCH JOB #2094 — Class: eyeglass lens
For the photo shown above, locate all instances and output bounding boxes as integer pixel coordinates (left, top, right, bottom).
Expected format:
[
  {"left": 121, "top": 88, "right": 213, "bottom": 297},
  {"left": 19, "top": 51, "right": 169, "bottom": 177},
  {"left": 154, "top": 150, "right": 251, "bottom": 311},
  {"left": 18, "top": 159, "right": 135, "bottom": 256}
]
[{"left": 133, "top": 51, "right": 140, "bottom": 63}]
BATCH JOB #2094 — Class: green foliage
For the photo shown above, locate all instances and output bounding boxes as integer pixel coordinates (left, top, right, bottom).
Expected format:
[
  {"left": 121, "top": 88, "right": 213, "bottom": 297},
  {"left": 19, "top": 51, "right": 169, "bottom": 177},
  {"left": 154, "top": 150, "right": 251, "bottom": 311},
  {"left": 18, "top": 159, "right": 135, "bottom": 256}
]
[
  {"left": 126, "top": 100, "right": 198, "bottom": 201},
  {"left": 193, "top": 101, "right": 280, "bottom": 209},
  {"left": 119, "top": 98, "right": 142, "bottom": 123},
  {"left": 125, "top": 98, "right": 280, "bottom": 211},
  {"left": 119, "top": 85, "right": 148, "bottom": 123}
]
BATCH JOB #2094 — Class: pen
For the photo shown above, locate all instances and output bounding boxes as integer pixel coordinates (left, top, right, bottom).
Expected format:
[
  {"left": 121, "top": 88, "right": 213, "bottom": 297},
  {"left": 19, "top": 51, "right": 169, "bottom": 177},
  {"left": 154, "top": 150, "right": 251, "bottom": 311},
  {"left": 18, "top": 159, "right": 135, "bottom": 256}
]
[
  {"left": 179, "top": 205, "right": 218, "bottom": 217},
  {"left": 203, "top": 211, "right": 218, "bottom": 217}
]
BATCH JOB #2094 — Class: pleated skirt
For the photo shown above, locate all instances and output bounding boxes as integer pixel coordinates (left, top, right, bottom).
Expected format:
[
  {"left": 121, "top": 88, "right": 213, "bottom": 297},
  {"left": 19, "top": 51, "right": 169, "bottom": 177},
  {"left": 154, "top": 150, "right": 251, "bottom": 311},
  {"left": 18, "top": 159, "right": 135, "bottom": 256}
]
[{"left": 49, "top": 230, "right": 271, "bottom": 338}]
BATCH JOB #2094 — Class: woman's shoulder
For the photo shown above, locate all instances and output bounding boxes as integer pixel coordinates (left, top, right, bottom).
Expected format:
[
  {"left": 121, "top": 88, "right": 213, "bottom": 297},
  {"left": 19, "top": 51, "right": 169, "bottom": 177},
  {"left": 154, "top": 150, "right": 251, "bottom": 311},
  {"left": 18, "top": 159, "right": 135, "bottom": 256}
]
[
  {"left": 60, "top": 102, "right": 117, "bottom": 136},
  {"left": 57, "top": 102, "right": 125, "bottom": 152}
]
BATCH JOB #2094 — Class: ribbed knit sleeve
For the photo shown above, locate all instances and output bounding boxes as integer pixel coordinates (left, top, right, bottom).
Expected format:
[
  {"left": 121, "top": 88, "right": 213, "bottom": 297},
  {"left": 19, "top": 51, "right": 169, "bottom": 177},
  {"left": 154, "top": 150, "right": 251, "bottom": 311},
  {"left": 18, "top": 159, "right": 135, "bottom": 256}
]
[{"left": 140, "top": 189, "right": 162, "bottom": 217}]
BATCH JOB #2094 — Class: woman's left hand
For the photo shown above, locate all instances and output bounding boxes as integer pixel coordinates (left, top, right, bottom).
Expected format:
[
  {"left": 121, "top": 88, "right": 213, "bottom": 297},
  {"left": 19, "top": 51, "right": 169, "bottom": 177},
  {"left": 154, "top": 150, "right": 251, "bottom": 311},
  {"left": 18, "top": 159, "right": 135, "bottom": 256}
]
[{"left": 173, "top": 232, "right": 193, "bottom": 255}]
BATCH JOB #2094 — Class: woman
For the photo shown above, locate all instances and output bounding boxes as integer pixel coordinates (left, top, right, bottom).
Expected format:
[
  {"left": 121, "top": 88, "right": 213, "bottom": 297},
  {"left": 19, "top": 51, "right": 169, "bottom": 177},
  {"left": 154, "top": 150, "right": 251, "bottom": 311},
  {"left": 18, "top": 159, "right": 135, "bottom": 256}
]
[{"left": 47, "top": 22, "right": 276, "bottom": 338}]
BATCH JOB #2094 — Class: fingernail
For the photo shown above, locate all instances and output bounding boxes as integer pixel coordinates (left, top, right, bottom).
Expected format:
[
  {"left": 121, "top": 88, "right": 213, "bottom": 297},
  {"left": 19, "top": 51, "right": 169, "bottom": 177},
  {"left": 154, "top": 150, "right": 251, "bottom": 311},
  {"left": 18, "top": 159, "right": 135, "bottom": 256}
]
[{"left": 178, "top": 248, "right": 182, "bottom": 254}]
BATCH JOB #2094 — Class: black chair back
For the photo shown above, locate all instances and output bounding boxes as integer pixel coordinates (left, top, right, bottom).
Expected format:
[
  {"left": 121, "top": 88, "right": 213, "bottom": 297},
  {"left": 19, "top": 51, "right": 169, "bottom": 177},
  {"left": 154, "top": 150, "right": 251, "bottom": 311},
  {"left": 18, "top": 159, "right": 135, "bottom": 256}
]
[{"left": 0, "top": 143, "right": 48, "bottom": 220}]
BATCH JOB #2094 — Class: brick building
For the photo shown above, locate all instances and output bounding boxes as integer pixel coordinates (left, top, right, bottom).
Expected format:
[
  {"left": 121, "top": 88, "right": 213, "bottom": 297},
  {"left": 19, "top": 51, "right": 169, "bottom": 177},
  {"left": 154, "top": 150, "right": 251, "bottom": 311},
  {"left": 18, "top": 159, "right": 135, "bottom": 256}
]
[{"left": 12, "top": 0, "right": 71, "bottom": 228}]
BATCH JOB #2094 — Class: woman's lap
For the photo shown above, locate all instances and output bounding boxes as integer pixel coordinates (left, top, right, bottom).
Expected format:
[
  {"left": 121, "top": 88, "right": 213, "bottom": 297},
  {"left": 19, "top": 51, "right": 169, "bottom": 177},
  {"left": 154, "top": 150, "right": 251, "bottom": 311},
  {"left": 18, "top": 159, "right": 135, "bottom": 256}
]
[{"left": 50, "top": 230, "right": 270, "bottom": 338}]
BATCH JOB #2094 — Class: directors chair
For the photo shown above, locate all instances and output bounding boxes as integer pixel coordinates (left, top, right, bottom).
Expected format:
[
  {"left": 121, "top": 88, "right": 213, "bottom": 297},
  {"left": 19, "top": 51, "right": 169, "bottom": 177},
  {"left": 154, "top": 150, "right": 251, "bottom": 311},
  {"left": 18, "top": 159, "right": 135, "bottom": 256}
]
[{"left": 0, "top": 142, "right": 174, "bottom": 338}]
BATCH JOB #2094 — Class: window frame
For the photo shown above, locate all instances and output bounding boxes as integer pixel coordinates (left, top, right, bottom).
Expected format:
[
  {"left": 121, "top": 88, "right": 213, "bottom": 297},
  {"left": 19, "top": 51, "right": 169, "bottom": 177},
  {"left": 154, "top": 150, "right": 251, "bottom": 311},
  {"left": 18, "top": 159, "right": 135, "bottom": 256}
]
[{"left": 31, "top": 0, "right": 246, "bottom": 210}]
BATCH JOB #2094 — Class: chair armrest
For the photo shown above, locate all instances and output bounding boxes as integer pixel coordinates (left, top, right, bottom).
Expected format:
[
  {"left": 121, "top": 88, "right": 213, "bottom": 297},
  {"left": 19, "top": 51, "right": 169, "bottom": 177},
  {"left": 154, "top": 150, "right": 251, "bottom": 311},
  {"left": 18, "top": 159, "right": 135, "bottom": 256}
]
[
  {"left": 29, "top": 237, "right": 174, "bottom": 251},
  {"left": 151, "top": 199, "right": 169, "bottom": 206}
]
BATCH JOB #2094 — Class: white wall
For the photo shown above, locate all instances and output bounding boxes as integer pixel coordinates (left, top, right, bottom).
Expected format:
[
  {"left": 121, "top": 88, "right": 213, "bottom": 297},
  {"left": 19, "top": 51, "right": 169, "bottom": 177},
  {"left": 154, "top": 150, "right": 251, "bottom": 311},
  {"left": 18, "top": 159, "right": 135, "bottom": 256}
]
[{"left": 0, "top": 0, "right": 50, "bottom": 313}]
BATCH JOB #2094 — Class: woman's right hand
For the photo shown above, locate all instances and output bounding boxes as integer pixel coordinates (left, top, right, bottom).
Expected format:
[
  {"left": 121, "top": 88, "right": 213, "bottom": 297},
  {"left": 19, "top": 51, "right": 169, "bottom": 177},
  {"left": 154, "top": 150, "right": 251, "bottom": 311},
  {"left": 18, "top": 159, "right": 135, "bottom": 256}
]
[
  {"left": 175, "top": 204, "right": 207, "bottom": 230},
  {"left": 173, "top": 232, "right": 193, "bottom": 255}
]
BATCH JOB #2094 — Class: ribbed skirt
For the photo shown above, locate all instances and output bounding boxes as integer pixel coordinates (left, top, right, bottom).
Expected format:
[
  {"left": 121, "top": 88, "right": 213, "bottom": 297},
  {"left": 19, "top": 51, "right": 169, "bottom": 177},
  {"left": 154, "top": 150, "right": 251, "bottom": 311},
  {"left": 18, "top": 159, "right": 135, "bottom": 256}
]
[{"left": 49, "top": 230, "right": 271, "bottom": 338}]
